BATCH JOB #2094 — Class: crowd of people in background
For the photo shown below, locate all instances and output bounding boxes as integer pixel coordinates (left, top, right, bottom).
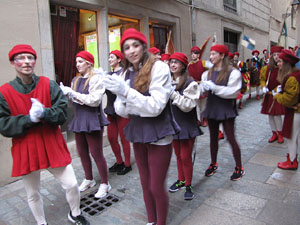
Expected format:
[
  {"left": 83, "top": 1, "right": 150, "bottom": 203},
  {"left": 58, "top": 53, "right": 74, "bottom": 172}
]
[{"left": 1, "top": 28, "right": 300, "bottom": 225}]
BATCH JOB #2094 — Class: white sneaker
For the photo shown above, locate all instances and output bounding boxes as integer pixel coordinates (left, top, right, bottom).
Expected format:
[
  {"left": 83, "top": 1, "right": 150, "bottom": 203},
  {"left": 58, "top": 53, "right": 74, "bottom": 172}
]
[
  {"left": 78, "top": 179, "right": 96, "bottom": 192},
  {"left": 94, "top": 182, "right": 111, "bottom": 198}
]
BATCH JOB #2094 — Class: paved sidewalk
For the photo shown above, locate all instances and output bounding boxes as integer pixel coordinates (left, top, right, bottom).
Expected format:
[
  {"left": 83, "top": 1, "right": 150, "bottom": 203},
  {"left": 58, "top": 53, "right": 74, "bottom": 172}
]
[{"left": 1, "top": 97, "right": 300, "bottom": 225}]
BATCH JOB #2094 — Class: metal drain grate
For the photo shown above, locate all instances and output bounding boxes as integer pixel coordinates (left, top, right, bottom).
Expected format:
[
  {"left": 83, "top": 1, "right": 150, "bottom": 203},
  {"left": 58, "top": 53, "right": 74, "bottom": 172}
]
[{"left": 80, "top": 191, "right": 121, "bottom": 216}]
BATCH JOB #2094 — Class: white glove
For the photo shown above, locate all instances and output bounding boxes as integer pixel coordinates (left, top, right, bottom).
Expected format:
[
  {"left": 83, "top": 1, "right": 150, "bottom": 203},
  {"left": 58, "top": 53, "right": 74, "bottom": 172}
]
[
  {"left": 59, "top": 82, "right": 75, "bottom": 97},
  {"left": 272, "top": 90, "right": 277, "bottom": 96},
  {"left": 262, "top": 86, "right": 269, "bottom": 94},
  {"left": 29, "top": 98, "right": 44, "bottom": 123},
  {"left": 94, "top": 67, "right": 107, "bottom": 76},
  {"left": 206, "top": 80, "right": 216, "bottom": 91},
  {"left": 170, "top": 91, "right": 179, "bottom": 100},
  {"left": 103, "top": 74, "right": 130, "bottom": 97},
  {"left": 276, "top": 85, "right": 282, "bottom": 93},
  {"left": 201, "top": 81, "right": 211, "bottom": 91}
]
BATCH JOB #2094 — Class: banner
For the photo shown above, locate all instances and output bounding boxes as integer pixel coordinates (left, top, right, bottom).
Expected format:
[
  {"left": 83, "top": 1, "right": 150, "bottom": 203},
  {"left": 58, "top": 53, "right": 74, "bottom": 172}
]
[{"left": 241, "top": 35, "right": 255, "bottom": 50}]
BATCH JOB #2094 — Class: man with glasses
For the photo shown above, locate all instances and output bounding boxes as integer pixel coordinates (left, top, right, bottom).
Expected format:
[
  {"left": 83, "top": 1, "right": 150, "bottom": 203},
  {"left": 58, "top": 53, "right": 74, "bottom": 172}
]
[{"left": 0, "top": 44, "right": 89, "bottom": 225}]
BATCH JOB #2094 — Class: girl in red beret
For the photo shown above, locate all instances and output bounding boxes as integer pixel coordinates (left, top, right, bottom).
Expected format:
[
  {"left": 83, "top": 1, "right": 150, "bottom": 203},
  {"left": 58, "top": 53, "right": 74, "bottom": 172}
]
[
  {"left": 274, "top": 49, "right": 300, "bottom": 170},
  {"left": 260, "top": 46, "right": 285, "bottom": 144},
  {"left": 195, "top": 44, "right": 245, "bottom": 180},
  {"left": 105, "top": 50, "right": 132, "bottom": 175},
  {"left": 103, "top": 28, "right": 180, "bottom": 225},
  {"left": 168, "top": 52, "right": 203, "bottom": 200},
  {"left": 60, "top": 51, "right": 111, "bottom": 198}
]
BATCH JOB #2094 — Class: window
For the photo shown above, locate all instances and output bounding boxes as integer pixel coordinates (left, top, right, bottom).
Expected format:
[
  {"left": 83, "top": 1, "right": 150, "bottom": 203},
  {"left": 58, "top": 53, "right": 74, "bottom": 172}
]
[
  {"left": 223, "top": 0, "right": 237, "bottom": 13},
  {"left": 149, "top": 23, "right": 173, "bottom": 54},
  {"left": 224, "top": 30, "right": 239, "bottom": 53}
]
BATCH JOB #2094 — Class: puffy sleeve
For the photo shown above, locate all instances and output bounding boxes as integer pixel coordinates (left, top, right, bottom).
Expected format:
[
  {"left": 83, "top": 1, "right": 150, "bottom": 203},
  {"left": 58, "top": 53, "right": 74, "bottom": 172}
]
[
  {"left": 274, "top": 76, "right": 300, "bottom": 108},
  {"left": 70, "top": 74, "right": 105, "bottom": 107},
  {"left": 212, "top": 69, "right": 242, "bottom": 99},
  {"left": 114, "top": 61, "right": 172, "bottom": 117},
  {"left": 172, "top": 81, "right": 197, "bottom": 112},
  {"left": 260, "top": 65, "right": 268, "bottom": 87}
]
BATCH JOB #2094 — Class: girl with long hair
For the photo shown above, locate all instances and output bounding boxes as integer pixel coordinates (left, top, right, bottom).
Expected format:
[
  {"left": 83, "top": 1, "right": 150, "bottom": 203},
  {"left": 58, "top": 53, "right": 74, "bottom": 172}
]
[
  {"left": 103, "top": 28, "right": 179, "bottom": 225},
  {"left": 167, "top": 52, "right": 203, "bottom": 200},
  {"left": 274, "top": 49, "right": 300, "bottom": 170},
  {"left": 60, "top": 51, "right": 111, "bottom": 198}
]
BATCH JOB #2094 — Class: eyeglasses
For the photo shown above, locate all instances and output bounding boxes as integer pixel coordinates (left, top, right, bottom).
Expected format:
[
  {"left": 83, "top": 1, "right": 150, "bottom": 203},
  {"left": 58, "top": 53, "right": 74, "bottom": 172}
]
[{"left": 14, "top": 55, "right": 36, "bottom": 63}]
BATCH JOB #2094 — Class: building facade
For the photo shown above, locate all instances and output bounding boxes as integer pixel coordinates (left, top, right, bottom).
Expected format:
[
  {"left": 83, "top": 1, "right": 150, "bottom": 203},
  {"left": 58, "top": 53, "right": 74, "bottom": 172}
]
[{"left": 0, "top": 0, "right": 299, "bottom": 186}]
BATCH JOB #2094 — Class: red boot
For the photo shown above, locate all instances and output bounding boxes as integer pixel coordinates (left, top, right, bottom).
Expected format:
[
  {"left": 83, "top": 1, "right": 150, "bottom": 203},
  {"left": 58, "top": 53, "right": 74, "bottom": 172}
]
[
  {"left": 277, "top": 131, "right": 284, "bottom": 144},
  {"left": 268, "top": 131, "right": 278, "bottom": 143},
  {"left": 218, "top": 130, "right": 224, "bottom": 140},
  {"left": 256, "top": 94, "right": 260, "bottom": 100},
  {"left": 278, "top": 154, "right": 298, "bottom": 170},
  {"left": 247, "top": 94, "right": 251, "bottom": 100}
]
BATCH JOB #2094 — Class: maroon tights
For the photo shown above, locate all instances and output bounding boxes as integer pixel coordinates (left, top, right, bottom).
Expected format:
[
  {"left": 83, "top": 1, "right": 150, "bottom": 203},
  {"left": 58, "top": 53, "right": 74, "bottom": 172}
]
[
  {"left": 75, "top": 130, "right": 108, "bottom": 183},
  {"left": 107, "top": 115, "right": 131, "bottom": 166},
  {"left": 208, "top": 118, "right": 242, "bottom": 168},
  {"left": 133, "top": 143, "right": 172, "bottom": 225},
  {"left": 173, "top": 138, "right": 195, "bottom": 186}
]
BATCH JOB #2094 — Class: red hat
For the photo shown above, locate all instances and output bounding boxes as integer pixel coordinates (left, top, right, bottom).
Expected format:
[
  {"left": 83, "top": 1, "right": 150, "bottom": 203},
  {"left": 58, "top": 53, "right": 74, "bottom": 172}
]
[
  {"left": 228, "top": 52, "right": 234, "bottom": 59},
  {"left": 210, "top": 44, "right": 229, "bottom": 56},
  {"left": 233, "top": 52, "right": 239, "bottom": 57},
  {"left": 263, "top": 49, "right": 268, "bottom": 54},
  {"left": 148, "top": 47, "right": 160, "bottom": 55},
  {"left": 191, "top": 46, "right": 201, "bottom": 53},
  {"left": 271, "top": 46, "right": 283, "bottom": 54},
  {"left": 279, "top": 49, "right": 300, "bottom": 65},
  {"left": 76, "top": 51, "right": 94, "bottom": 65},
  {"left": 9, "top": 44, "right": 37, "bottom": 61},
  {"left": 252, "top": 50, "right": 260, "bottom": 55},
  {"left": 120, "top": 28, "right": 148, "bottom": 48},
  {"left": 110, "top": 50, "right": 124, "bottom": 60},
  {"left": 170, "top": 52, "right": 188, "bottom": 66},
  {"left": 161, "top": 53, "right": 170, "bottom": 61}
]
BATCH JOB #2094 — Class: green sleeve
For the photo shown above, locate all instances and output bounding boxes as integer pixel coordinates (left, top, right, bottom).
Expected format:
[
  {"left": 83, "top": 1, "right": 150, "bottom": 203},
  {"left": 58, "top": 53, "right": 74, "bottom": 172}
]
[
  {"left": 0, "top": 93, "right": 35, "bottom": 138},
  {"left": 42, "top": 80, "right": 68, "bottom": 125}
]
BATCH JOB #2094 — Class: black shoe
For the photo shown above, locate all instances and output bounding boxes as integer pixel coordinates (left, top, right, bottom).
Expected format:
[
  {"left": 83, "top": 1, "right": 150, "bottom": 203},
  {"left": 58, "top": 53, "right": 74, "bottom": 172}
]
[
  {"left": 205, "top": 163, "right": 218, "bottom": 177},
  {"left": 168, "top": 180, "right": 185, "bottom": 193},
  {"left": 230, "top": 167, "right": 245, "bottom": 181},
  {"left": 117, "top": 165, "right": 132, "bottom": 175},
  {"left": 109, "top": 162, "right": 124, "bottom": 172},
  {"left": 184, "top": 185, "right": 194, "bottom": 200},
  {"left": 68, "top": 211, "right": 90, "bottom": 225}
]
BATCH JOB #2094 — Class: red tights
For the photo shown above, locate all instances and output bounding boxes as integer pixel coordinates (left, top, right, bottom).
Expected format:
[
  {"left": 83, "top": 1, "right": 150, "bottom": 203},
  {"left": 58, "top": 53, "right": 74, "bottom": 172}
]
[
  {"left": 173, "top": 138, "right": 195, "bottom": 186},
  {"left": 107, "top": 115, "right": 131, "bottom": 166},
  {"left": 133, "top": 143, "right": 172, "bottom": 225}
]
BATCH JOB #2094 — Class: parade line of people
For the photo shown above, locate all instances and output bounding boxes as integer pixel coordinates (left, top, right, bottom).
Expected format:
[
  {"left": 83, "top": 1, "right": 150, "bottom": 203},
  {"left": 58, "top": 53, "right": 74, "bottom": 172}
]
[{"left": 1, "top": 28, "right": 300, "bottom": 225}]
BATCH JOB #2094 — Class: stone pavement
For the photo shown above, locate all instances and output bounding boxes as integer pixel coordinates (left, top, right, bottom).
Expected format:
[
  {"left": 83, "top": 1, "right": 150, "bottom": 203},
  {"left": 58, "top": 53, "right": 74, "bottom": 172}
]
[{"left": 1, "top": 96, "right": 300, "bottom": 225}]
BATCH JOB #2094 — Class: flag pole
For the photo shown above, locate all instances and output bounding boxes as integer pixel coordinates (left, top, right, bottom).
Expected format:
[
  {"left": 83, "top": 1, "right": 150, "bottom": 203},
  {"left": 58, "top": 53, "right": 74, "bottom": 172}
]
[{"left": 278, "top": 6, "right": 290, "bottom": 45}]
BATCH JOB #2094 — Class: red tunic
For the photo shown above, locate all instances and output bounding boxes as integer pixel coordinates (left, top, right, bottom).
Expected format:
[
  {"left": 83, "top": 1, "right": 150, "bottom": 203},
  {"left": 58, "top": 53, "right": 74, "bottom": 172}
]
[
  {"left": 261, "top": 67, "right": 285, "bottom": 115},
  {"left": 188, "top": 60, "right": 206, "bottom": 81},
  {"left": 0, "top": 77, "right": 71, "bottom": 177}
]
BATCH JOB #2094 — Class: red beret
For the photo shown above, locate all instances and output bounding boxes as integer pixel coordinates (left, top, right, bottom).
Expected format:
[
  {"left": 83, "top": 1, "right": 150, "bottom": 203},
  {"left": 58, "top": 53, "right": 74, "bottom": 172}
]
[
  {"left": 233, "top": 52, "right": 239, "bottom": 57},
  {"left": 9, "top": 44, "right": 37, "bottom": 61},
  {"left": 271, "top": 46, "right": 283, "bottom": 54},
  {"left": 191, "top": 46, "right": 201, "bottom": 53},
  {"left": 148, "top": 47, "right": 160, "bottom": 55},
  {"left": 252, "top": 50, "right": 260, "bottom": 55},
  {"left": 161, "top": 53, "right": 170, "bottom": 61},
  {"left": 110, "top": 50, "right": 124, "bottom": 60},
  {"left": 170, "top": 52, "right": 188, "bottom": 66},
  {"left": 76, "top": 51, "right": 94, "bottom": 65},
  {"left": 279, "top": 49, "right": 300, "bottom": 65},
  {"left": 210, "top": 44, "right": 229, "bottom": 56},
  {"left": 228, "top": 52, "right": 234, "bottom": 59},
  {"left": 120, "top": 28, "right": 148, "bottom": 48},
  {"left": 263, "top": 49, "right": 268, "bottom": 54}
]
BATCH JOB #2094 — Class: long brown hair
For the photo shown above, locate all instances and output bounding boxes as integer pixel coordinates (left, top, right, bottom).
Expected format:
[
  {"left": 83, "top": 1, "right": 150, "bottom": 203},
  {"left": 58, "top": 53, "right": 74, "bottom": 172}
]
[
  {"left": 207, "top": 55, "right": 231, "bottom": 84},
  {"left": 72, "top": 60, "right": 95, "bottom": 91},
  {"left": 123, "top": 42, "right": 155, "bottom": 93},
  {"left": 171, "top": 62, "right": 188, "bottom": 91},
  {"left": 268, "top": 54, "right": 277, "bottom": 72},
  {"left": 277, "top": 61, "right": 299, "bottom": 84}
]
